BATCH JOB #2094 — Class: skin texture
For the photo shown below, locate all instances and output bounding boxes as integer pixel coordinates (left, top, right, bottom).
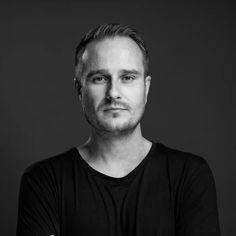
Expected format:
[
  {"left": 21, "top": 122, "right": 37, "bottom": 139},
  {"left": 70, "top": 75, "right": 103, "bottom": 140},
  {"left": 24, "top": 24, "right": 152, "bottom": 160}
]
[{"left": 76, "top": 36, "right": 152, "bottom": 177}]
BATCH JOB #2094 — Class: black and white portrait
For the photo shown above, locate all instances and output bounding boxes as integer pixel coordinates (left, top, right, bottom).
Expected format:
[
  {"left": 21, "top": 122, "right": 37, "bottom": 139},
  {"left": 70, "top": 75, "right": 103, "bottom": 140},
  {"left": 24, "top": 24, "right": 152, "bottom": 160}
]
[{"left": 0, "top": 1, "right": 235, "bottom": 236}]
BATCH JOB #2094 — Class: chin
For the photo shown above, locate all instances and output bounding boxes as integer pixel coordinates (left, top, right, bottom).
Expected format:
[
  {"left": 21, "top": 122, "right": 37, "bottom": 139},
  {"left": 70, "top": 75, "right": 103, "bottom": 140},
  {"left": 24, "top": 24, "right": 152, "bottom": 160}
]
[
  {"left": 85, "top": 108, "right": 145, "bottom": 135},
  {"left": 96, "top": 118, "right": 140, "bottom": 135}
]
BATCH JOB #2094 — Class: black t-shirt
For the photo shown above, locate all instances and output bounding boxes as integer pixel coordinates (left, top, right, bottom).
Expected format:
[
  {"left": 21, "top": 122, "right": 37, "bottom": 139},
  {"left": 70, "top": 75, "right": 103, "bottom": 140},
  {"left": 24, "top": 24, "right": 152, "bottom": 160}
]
[{"left": 16, "top": 142, "right": 221, "bottom": 236}]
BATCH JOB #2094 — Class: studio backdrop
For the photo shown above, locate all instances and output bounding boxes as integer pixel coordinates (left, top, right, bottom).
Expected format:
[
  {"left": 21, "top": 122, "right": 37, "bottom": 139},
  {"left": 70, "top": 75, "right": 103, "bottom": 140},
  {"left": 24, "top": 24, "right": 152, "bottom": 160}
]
[{"left": 0, "top": 1, "right": 235, "bottom": 235}]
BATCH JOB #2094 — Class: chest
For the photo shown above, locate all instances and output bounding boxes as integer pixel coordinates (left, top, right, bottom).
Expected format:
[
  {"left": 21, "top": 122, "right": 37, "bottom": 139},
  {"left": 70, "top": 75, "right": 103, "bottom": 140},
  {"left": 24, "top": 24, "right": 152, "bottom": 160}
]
[{"left": 61, "top": 171, "right": 175, "bottom": 236}]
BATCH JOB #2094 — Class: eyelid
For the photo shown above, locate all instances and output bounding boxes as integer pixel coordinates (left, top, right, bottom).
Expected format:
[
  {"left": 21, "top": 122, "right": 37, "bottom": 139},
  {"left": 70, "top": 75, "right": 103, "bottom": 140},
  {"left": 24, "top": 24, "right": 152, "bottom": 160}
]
[
  {"left": 122, "top": 74, "right": 136, "bottom": 80},
  {"left": 89, "top": 74, "right": 137, "bottom": 83},
  {"left": 91, "top": 75, "right": 109, "bottom": 83}
]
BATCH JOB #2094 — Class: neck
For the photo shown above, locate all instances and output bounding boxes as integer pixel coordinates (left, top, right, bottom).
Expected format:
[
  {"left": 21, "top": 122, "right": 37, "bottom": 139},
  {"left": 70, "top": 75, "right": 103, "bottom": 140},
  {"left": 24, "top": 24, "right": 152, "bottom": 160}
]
[{"left": 79, "top": 124, "right": 150, "bottom": 165}]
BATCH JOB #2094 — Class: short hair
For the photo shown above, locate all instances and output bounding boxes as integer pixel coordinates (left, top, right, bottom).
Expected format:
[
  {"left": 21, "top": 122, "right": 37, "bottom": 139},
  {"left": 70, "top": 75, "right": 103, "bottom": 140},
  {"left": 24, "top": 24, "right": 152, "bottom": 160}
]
[{"left": 74, "top": 23, "right": 149, "bottom": 80}]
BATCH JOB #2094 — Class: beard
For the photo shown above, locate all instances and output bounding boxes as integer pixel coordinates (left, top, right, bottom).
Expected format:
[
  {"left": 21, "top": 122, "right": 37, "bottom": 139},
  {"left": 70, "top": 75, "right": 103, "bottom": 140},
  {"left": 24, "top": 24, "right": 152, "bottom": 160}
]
[{"left": 83, "top": 103, "right": 146, "bottom": 137}]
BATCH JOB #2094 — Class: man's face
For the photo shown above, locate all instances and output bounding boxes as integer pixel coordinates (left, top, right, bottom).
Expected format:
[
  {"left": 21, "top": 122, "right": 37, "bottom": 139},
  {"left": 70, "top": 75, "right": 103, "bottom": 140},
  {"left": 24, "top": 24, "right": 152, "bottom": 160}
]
[{"left": 77, "top": 36, "right": 151, "bottom": 135}]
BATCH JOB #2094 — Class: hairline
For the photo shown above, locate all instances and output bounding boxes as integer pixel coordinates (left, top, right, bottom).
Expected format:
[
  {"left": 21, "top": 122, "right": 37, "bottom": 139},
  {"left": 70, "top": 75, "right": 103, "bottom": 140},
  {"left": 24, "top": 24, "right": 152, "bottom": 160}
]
[{"left": 75, "top": 35, "right": 149, "bottom": 80}]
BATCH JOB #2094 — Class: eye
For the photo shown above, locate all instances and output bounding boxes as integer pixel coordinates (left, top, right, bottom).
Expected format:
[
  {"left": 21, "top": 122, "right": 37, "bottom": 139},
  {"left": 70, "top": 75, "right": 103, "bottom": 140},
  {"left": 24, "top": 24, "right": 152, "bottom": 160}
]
[
  {"left": 92, "top": 76, "right": 107, "bottom": 83},
  {"left": 122, "top": 75, "right": 135, "bottom": 82}
]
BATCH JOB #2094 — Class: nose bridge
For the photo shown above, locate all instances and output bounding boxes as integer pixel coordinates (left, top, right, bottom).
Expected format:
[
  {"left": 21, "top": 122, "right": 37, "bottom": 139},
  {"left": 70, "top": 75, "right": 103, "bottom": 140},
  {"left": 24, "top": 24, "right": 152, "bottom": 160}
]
[{"left": 107, "top": 76, "right": 120, "bottom": 98}]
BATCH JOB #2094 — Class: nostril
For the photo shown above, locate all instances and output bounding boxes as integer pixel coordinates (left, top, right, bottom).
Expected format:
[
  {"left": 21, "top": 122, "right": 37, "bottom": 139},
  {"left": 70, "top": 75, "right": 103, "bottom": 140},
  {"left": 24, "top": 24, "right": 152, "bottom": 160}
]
[{"left": 106, "top": 83, "right": 121, "bottom": 100}]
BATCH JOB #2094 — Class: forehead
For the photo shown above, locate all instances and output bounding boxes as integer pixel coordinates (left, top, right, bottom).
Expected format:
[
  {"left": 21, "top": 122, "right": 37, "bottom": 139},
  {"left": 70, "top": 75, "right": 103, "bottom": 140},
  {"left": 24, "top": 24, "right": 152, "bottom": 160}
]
[{"left": 82, "top": 36, "right": 144, "bottom": 74}]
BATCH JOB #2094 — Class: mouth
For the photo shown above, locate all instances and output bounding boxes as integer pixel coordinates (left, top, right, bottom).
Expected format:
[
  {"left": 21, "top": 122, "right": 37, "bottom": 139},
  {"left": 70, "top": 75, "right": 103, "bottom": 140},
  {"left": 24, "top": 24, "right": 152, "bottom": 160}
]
[
  {"left": 107, "top": 107, "right": 125, "bottom": 110},
  {"left": 103, "top": 107, "right": 126, "bottom": 111}
]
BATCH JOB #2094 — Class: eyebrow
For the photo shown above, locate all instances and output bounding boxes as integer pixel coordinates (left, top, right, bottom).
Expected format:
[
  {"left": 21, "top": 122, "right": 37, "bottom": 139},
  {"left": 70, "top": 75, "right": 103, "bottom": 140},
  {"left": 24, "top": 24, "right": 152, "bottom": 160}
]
[
  {"left": 119, "top": 69, "right": 142, "bottom": 76},
  {"left": 86, "top": 69, "right": 142, "bottom": 78},
  {"left": 86, "top": 69, "right": 109, "bottom": 79}
]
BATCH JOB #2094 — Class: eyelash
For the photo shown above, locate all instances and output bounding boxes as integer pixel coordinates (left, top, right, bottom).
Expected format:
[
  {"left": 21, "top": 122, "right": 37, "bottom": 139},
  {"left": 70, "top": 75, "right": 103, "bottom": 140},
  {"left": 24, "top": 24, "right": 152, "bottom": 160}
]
[
  {"left": 92, "top": 76, "right": 107, "bottom": 82},
  {"left": 122, "top": 75, "right": 135, "bottom": 81},
  {"left": 92, "top": 75, "right": 135, "bottom": 83}
]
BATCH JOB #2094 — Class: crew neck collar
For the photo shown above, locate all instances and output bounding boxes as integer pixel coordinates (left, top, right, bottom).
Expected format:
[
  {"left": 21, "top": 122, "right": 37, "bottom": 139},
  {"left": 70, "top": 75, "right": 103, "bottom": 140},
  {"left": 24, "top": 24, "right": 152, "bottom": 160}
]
[{"left": 73, "top": 141, "right": 157, "bottom": 185}]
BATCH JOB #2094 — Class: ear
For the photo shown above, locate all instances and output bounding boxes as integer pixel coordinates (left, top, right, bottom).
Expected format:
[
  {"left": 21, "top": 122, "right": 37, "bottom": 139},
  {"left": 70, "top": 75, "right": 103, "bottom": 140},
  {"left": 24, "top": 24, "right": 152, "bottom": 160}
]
[
  {"left": 144, "top": 75, "right": 151, "bottom": 104},
  {"left": 74, "top": 77, "right": 82, "bottom": 100}
]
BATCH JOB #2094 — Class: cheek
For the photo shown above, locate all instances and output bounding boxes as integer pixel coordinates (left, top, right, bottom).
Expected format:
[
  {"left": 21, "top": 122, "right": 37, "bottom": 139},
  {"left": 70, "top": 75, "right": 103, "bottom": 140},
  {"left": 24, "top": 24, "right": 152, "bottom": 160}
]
[
  {"left": 82, "top": 87, "right": 105, "bottom": 109},
  {"left": 127, "top": 86, "right": 146, "bottom": 107}
]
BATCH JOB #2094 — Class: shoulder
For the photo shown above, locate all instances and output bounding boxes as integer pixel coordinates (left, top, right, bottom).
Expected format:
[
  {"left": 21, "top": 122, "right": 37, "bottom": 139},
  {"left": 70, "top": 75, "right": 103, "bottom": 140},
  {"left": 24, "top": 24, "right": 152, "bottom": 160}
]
[
  {"left": 156, "top": 142, "right": 209, "bottom": 169},
  {"left": 154, "top": 142, "right": 214, "bottom": 184},
  {"left": 22, "top": 147, "right": 77, "bottom": 180},
  {"left": 155, "top": 143, "right": 217, "bottom": 201}
]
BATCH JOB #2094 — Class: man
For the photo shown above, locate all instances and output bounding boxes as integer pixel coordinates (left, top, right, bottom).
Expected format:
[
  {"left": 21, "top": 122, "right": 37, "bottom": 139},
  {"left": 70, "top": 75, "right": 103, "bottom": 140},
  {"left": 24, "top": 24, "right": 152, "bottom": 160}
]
[{"left": 17, "top": 23, "right": 221, "bottom": 236}]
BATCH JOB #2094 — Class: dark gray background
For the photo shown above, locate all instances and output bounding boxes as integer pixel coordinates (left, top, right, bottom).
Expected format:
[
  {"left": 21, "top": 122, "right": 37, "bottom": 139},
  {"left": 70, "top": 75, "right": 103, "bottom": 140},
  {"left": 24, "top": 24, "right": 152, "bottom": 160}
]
[{"left": 0, "top": 1, "right": 235, "bottom": 235}]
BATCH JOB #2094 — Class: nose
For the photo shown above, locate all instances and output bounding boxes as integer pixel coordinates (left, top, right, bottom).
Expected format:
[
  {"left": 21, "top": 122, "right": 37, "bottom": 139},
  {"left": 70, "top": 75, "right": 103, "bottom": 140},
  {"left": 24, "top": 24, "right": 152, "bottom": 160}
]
[{"left": 106, "top": 78, "right": 121, "bottom": 100}]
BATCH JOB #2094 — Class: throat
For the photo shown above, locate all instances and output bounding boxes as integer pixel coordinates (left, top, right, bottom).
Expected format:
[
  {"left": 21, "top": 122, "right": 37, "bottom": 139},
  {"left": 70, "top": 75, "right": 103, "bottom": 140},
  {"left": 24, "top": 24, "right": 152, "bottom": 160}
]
[
  {"left": 91, "top": 154, "right": 146, "bottom": 178},
  {"left": 77, "top": 139, "right": 152, "bottom": 178}
]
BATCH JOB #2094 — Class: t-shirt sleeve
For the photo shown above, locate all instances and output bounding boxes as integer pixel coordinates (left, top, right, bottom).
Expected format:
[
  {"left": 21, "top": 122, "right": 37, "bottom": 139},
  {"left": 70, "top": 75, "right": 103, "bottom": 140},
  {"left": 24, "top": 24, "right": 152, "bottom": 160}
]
[
  {"left": 176, "top": 158, "right": 221, "bottom": 236},
  {"left": 16, "top": 164, "right": 60, "bottom": 236}
]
